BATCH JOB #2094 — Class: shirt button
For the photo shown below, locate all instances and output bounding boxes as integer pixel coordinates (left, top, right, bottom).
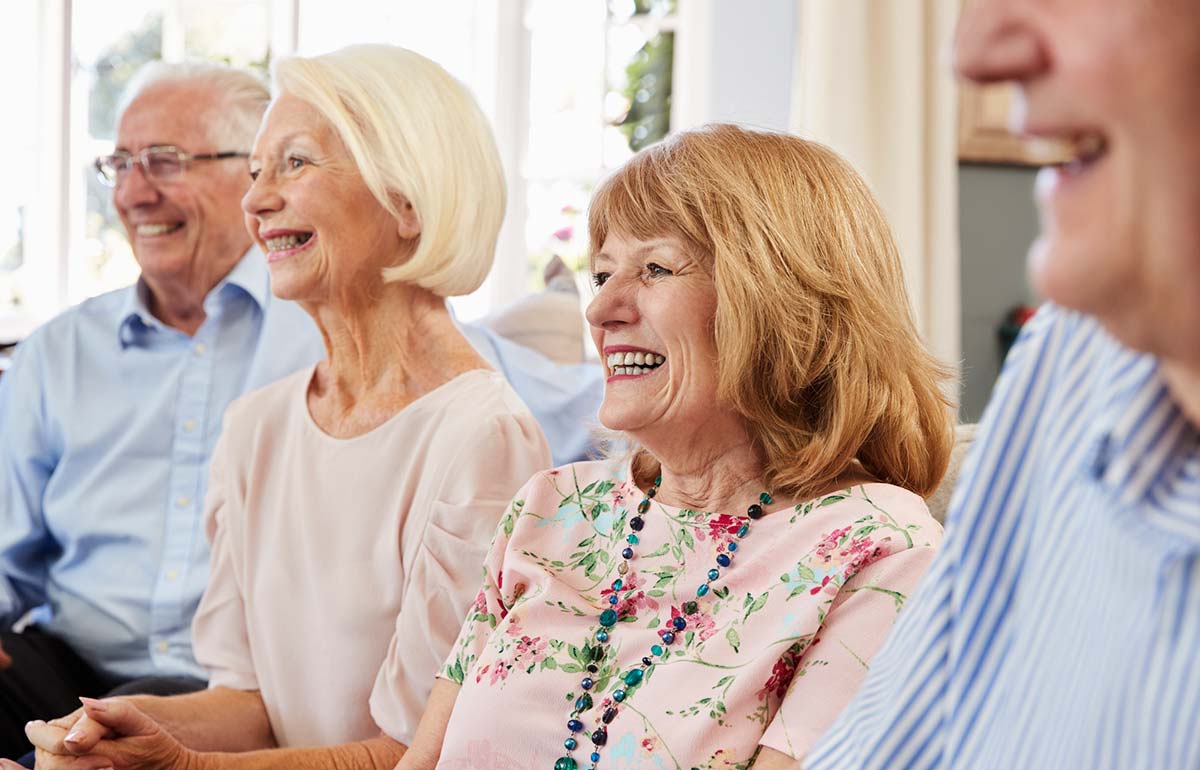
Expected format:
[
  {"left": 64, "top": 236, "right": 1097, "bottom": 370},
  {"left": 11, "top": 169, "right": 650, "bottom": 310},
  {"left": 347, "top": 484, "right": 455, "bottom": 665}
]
[
  {"left": 166, "top": 569, "right": 179, "bottom": 581},
  {"left": 183, "top": 419, "right": 197, "bottom": 432},
  {"left": 194, "top": 343, "right": 207, "bottom": 356},
  {"left": 176, "top": 496, "right": 191, "bottom": 508},
  {"left": 156, "top": 641, "right": 169, "bottom": 653}
]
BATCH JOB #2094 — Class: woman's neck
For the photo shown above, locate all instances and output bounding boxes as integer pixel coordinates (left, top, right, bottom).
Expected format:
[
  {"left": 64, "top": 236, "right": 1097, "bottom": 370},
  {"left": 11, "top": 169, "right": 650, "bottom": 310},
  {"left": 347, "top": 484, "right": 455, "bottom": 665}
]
[
  {"left": 640, "top": 420, "right": 769, "bottom": 512},
  {"left": 302, "top": 282, "right": 487, "bottom": 437}
]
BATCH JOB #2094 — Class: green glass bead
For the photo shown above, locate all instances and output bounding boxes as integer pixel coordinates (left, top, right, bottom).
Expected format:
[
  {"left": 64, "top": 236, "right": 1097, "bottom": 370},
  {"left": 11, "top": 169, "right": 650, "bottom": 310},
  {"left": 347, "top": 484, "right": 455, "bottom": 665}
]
[
  {"left": 637, "top": 499, "right": 650, "bottom": 514},
  {"left": 760, "top": 492, "right": 774, "bottom": 505},
  {"left": 555, "top": 757, "right": 578, "bottom": 770},
  {"left": 651, "top": 644, "right": 664, "bottom": 656},
  {"left": 575, "top": 693, "right": 593, "bottom": 712},
  {"left": 683, "top": 601, "right": 699, "bottom": 614},
  {"left": 697, "top": 584, "right": 710, "bottom": 597},
  {"left": 623, "top": 669, "right": 644, "bottom": 686},
  {"left": 654, "top": 475, "right": 662, "bottom": 486},
  {"left": 599, "top": 609, "right": 618, "bottom": 627}
]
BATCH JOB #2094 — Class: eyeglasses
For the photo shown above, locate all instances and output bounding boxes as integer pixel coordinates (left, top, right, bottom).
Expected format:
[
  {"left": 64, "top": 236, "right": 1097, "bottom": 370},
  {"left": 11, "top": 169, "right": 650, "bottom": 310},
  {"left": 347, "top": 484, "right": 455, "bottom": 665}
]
[{"left": 93, "top": 145, "right": 249, "bottom": 187}]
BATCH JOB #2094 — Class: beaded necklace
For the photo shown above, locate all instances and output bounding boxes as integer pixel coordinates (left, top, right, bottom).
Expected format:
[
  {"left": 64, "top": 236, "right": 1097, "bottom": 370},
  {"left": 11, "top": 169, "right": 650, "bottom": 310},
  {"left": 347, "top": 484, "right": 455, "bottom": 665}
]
[{"left": 554, "top": 475, "right": 773, "bottom": 770}]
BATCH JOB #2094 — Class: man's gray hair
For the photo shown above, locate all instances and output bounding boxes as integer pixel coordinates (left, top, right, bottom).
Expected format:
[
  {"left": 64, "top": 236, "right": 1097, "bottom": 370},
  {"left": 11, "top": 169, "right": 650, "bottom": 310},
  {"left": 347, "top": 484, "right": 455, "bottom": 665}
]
[{"left": 116, "top": 60, "right": 270, "bottom": 150}]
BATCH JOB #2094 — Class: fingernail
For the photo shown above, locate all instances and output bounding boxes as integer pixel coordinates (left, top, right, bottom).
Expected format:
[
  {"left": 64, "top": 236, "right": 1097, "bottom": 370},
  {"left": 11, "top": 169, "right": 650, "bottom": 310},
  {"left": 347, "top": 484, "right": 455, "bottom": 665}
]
[
  {"left": 79, "top": 696, "right": 108, "bottom": 712},
  {"left": 65, "top": 729, "right": 84, "bottom": 743}
]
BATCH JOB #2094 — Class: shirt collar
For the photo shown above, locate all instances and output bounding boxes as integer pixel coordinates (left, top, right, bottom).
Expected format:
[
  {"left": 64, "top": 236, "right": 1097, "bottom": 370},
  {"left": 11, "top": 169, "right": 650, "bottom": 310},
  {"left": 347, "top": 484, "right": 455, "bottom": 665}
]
[
  {"left": 117, "top": 247, "right": 269, "bottom": 347},
  {"left": 1087, "top": 343, "right": 1200, "bottom": 544}
]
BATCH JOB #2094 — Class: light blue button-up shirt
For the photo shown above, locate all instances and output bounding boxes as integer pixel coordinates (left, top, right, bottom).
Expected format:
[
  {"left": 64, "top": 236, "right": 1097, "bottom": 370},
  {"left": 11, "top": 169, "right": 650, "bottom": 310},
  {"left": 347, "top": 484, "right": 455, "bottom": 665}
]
[{"left": 0, "top": 249, "right": 602, "bottom": 681}]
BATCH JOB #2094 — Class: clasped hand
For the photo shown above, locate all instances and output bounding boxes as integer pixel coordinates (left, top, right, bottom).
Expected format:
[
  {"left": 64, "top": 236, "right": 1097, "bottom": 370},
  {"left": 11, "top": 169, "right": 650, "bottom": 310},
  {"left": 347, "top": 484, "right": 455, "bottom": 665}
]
[{"left": 0, "top": 698, "right": 193, "bottom": 770}]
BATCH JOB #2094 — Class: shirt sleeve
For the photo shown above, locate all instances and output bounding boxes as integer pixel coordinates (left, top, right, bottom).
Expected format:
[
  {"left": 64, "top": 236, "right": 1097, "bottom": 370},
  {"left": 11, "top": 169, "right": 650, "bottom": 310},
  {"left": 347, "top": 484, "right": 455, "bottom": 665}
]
[
  {"left": 802, "top": 305, "right": 1068, "bottom": 770},
  {"left": 191, "top": 412, "right": 259, "bottom": 691},
  {"left": 368, "top": 410, "right": 551, "bottom": 745},
  {"left": 0, "top": 337, "right": 57, "bottom": 628},
  {"left": 760, "top": 544, "right": 938, "bottom": 760}
]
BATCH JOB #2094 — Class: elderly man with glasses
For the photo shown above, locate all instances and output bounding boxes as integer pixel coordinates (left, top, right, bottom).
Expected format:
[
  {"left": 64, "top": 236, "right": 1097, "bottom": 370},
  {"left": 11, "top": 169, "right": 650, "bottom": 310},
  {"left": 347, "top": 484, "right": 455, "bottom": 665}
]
[{"left": 0, "top": 59, "right": 600, "bottom": 762}]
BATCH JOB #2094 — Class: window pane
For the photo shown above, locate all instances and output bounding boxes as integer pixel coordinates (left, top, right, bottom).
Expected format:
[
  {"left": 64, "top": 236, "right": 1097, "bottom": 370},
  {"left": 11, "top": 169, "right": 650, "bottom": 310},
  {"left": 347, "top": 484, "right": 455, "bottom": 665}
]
[{"left": 0, "top": 1, "right": 39, "bottom": 321}]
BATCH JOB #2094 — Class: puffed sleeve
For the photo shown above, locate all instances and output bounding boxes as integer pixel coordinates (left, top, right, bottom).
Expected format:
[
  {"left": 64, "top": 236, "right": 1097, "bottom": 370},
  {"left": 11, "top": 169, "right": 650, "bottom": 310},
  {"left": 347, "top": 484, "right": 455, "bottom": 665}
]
[
  {"left": 191, "top": 412, "right": 259, "bottom": 691},
  {"left": 368, "top": 411, "right": 551, "bottom": 745},
  {"left": 759, "top": 542, "right": 939, "bottom": 759}
]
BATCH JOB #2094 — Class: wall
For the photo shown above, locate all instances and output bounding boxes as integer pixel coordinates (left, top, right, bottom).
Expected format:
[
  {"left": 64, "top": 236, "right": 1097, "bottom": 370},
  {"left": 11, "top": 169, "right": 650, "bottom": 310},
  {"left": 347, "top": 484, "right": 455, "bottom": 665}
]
[
  {"left": 957, "top": 164, "right": 1040, "bottom": 421},
  {"left": 698, "top": 0, "right": 797, "bottom": 131}
]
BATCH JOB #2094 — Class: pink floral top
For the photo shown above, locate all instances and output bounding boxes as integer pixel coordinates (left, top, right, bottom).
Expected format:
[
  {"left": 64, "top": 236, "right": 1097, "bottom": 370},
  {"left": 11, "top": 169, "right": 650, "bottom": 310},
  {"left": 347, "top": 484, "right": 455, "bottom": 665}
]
[{"left": 436, "top": 459, "right": 942, "bottom": 769}]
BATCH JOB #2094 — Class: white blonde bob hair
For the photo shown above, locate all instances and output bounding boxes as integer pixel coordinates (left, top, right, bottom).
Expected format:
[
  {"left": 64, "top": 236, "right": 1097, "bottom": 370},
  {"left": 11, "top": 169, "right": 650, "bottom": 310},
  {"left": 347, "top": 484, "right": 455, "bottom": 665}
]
[{"left": 272, "top": 44, "right": 506, "bottom": 297}]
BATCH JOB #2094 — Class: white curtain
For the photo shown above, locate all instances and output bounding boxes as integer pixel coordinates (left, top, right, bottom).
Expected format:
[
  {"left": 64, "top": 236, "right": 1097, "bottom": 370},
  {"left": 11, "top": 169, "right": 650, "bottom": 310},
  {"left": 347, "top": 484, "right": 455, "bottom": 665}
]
[{"left": 791, "top": 0, "right": 961, "bottom": 374}]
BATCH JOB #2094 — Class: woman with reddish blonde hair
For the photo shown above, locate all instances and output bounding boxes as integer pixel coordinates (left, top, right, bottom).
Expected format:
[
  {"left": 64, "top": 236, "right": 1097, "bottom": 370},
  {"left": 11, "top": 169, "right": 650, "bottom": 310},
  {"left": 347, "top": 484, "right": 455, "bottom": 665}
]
[{"left": 393, "top": 124, "right": 954, "bottom": 770}]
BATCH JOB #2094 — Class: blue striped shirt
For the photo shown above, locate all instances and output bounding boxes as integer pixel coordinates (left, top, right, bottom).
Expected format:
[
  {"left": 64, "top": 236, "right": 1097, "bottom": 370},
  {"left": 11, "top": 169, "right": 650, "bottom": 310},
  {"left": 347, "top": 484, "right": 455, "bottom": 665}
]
[{"left": 806, "top": 305, "right": 1200, "bottom": 770}]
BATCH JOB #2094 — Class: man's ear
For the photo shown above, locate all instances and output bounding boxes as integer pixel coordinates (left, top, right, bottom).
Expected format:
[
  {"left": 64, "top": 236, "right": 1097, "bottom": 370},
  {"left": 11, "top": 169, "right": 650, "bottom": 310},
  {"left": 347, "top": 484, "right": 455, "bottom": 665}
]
[{"left": 394, "top": 196, "right": 421, "bottom": 240}]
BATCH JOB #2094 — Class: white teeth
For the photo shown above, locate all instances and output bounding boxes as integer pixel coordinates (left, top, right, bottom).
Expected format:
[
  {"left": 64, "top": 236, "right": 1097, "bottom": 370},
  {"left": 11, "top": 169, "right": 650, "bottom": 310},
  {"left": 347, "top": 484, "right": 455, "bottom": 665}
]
[
  {"left": 606, "top": 352, "right": 666, "bottom": 377},
  {"left": 265, "top": 233, "right": 311, "bottom": 252},
  {"left": 136, "top": 223, "right": 179, "bottom": 236}
]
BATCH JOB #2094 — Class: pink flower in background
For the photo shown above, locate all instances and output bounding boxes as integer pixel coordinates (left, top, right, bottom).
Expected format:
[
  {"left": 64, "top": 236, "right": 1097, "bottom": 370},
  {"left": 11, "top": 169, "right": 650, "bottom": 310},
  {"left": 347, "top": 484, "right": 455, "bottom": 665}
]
[{"left": 553, "top": 226, "right": 574, "bottom": 241}]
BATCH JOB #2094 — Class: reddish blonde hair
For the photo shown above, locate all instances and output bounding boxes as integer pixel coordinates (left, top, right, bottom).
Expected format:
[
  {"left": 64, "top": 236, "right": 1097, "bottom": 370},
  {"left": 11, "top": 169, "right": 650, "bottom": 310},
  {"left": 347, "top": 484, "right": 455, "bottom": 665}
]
[{"left": 588, "top": 124, "right": 954, "bottom": 499}]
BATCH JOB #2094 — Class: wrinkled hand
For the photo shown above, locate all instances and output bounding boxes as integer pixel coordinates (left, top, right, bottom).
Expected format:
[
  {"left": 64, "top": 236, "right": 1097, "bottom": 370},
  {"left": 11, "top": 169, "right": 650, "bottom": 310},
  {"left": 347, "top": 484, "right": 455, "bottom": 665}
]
[
  {"left": 0, "top": 638, "right": 11, "bottom": 670},
  {"left": 23, "top": 698, "right": 193, "bottom": 770}
]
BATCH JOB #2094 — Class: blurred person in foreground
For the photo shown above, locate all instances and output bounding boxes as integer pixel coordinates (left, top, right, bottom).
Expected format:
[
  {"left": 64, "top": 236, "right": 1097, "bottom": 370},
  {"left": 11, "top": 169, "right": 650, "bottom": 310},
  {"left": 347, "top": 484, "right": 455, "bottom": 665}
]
[
  {"left": 388, "top": 124, "right": 954, "bottom": 770},
  {"left": 802, "top": 2, "right": 1200, "bottom": 769},
  {"left": 15, "top": 44, "right": 552, "bottom": 770},
  {"left": 0, "top": 55, "right": 600, "bottom": 761}
]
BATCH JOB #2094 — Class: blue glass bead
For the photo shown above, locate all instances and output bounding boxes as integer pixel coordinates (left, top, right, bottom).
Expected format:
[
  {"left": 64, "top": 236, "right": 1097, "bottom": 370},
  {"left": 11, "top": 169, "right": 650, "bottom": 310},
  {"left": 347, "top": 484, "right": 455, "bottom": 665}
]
[
  {"left": 716, "top": 553, "right": 731, "bottom": 567},
  {"left": 609, "top": 595, "right": 618, "bottom": 605},
  {"left": 707, "top": 568, "right": 720, "bottom": 581},
  {"left": 596, "top": 630, "right": 609, "bottom": 642},
  {"left": 651, "top": 644, "right": 664, "bottom": 656},
  {"left": 613, "top": 689, "right": 626, "bottom": 702},
  {"left": 697, "top": 583, "right": 710, "bottom": 597},
  {"left": 623, "top": 669, "right": 644, "bottom": 686},
  {"left": 647, "top": 486, "right": 656, "bottom": 498},
  {"left": 660, "top": 631, "right": 675, "bottom": 644},
  {"left": 581, "top": 677, "right": 594, "bottom": 690},
  {"left": 629, "top": 516, "right": 645, "bottom": 531},
  {"left": 564, "top": 738, "right": 578, "bottom": 751},
  {"left": 727, "top": 542, "right": 738, "bottom": 552},
  {"left": 637, "top": 499, "right": 650, "bottom": 514},
  {"left": 591, "top": 727, "right": 608, "bottom": 746},
  {"left": 626, "top": 534, "right": 638, "bottom": 545},
  {"left": 612, "top": 578, "right": 623, "bottom": 590},
  {"left": 568, "top": 719, "right": 583, "bottom": 733},
  {"left": 672, "top": 616, "right": 687, "bottom": 631},
  {"left": 737, "top": 523, "right": 750, "bottom": 538},
  {"left": 575, "top": 693, "right": 593, "bottom": 711},
  {"left": 591, "top": 753, "right": 601, "bottom": 763},
  {"left": 641, "top": 656, "right": 653, "bottom": 666},
  {"left": 555, "top": 757, "right": 578, "bottom": 770},
  {"left": 599, "top": 609, "right": 618, "bottom": 627},
  {"left": 587, "top": 664, "right": 598, "bottom": 673},
  {"left": 621, "top": 547, "right": 634, "bottom": 560},
  {"left": 602, "top": 706, "right": 617, "bottom": 724}
]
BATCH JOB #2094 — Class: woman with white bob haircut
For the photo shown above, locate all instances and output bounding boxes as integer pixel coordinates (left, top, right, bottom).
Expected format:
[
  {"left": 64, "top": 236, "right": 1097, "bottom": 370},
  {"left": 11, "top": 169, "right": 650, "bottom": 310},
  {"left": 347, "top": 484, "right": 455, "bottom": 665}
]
[{"left": 24, "top": 44, "right": 551, "bottom": 770}]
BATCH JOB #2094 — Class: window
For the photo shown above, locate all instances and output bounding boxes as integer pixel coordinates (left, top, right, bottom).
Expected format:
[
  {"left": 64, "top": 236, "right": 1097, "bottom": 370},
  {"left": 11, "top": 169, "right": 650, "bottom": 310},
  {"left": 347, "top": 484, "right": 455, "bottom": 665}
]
[{"left": 5, "top": 0, "right": 685, "bottom": 336}]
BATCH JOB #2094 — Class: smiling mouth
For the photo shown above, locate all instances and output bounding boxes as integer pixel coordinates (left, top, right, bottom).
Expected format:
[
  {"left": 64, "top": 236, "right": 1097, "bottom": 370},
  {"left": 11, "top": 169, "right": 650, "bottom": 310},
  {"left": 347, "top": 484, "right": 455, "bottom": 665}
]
[
  {"left": 1043, "top": 132, "right": 1108, "bottom": 176},
  {"left": 136, "top": 222, "right": 184, "bottom": 237},
  {"left": 606, "top": 350, "right": 665, "bottom": 378},
  {"left": 264, "top": 232, "right": 313, "bottom": 252}
]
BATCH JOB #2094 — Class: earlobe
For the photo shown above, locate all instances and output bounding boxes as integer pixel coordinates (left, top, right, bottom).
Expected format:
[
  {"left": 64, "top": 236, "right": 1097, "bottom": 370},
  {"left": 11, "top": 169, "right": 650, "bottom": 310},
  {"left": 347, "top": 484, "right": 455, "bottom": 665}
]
[{"left": 394, "top": 196, "right": 422, "bottom": 240}]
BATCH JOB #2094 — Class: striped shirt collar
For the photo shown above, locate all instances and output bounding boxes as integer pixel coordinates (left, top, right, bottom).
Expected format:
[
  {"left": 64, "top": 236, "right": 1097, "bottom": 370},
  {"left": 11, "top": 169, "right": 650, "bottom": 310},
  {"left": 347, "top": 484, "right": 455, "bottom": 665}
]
[
  {"left": 118, "top": 247, "right": 268, "bottom": 347},
  {"left": 1087, "top": 341, "right": 1200, "bottom": 545}
]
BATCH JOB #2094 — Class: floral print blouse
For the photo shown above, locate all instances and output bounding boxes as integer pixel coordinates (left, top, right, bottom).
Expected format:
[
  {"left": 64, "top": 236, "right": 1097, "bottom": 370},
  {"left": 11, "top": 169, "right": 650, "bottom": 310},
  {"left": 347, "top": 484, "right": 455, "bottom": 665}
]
[{"left": 437, "top": 459, "right": 941, "bottom": 769}]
